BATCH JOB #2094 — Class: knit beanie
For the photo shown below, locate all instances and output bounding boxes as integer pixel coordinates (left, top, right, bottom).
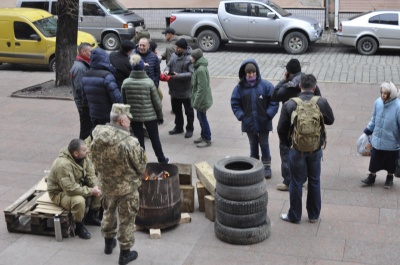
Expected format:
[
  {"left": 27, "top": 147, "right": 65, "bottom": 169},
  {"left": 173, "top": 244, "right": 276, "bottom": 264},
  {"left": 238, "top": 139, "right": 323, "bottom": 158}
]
[
  {"left": 120, "top": 40, "right": 135, "bottom": 53},
  {"left": 245, "top": 63, "right": 256, "bottom": 74},
  {"left": 286, "top": 59, "right": 301, "bottom": 74},
  {"left": 175, "top": 38, "right": 188, "bottom": 49},
  {"left": 130, "top": 54, "right": 144, "bottom": 71},
  {"left": 191, "top": 48, "right": 203, "bottom": 61}
]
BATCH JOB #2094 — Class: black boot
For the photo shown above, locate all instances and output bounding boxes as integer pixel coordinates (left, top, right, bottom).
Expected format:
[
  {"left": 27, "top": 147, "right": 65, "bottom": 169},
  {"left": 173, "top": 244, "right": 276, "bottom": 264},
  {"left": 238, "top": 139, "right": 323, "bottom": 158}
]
[
  {"left": 104, "top": 237, "right": 117, "bottom": 254},
  {"left": 263, "top": 157, "right": 272, "bottom": 179},
  {"left": 75, "top": 222, "right": 91, "bottom": 239},
  {"left": 119, "top": 249, "right": 138, "bottom": 265},
  {"left": 384, "top": 175, "right": 394, "bottom": 189},
  {"left": 361, "top": 173, "right": 376, "bottom": 185},
  {"left": 84, "top": 209, "right": 101, "bottom": 226}
]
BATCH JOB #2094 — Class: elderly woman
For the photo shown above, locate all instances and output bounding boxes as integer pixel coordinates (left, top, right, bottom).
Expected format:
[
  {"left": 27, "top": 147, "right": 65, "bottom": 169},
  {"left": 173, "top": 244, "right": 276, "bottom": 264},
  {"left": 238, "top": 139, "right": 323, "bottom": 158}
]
[{"left": 362, "top": 81, "right": 400, "bottom": 188}]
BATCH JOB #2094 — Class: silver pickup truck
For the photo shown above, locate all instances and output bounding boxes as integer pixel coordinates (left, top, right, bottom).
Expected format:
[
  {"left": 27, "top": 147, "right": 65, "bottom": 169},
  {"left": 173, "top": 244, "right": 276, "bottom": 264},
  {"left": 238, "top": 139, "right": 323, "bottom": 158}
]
[{"left": 169, "top": 0, "right": 323, "bottom": 54}]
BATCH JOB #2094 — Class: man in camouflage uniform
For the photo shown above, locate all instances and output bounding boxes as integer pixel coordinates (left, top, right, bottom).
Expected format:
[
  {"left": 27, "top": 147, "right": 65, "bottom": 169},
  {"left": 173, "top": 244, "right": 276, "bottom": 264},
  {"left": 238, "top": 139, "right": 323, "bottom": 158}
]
[
  {"left": 47, "top": 139, "right": 102, "bottom": 240},
  {"left": 91, "top": 103, "right": 147, "bottom": 265}
]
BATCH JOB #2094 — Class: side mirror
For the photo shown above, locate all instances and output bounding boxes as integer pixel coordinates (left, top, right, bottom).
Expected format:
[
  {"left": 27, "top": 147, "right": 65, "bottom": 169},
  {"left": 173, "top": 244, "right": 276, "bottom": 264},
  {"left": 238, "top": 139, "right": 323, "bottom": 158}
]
[
  {"left": 30, "top": 34, "right": 41, "bottom": 41},
  {"left": 97, "top": 9, "right": 105, "bottom": 16},
  {"left": 267, "top": 12, "right": 276, "bottom": 19}
]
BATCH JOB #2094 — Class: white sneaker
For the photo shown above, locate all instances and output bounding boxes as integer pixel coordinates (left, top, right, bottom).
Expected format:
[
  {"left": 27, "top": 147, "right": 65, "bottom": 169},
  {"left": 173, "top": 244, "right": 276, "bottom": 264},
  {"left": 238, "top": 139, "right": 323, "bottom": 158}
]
[{"left": 276, "top": 183, "right": 289, "bottom": 191}]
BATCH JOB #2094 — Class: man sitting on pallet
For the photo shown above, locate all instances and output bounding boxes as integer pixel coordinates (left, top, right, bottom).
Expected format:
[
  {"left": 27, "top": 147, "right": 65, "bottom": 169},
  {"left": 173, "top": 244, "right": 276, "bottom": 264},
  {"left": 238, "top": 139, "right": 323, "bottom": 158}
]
[{"left": 47, "top": 139, "right": 102, "bottom": 239}]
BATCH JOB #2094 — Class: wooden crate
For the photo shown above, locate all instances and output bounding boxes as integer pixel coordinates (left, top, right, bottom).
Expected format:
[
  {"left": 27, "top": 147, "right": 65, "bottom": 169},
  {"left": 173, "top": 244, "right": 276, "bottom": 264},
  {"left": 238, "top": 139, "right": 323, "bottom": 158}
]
[
  {"left": 173, "top": 163, "right": 192, "bottom": 185},
  {"left": 4, "top": 188, "right": 73, "bottom": 238}
]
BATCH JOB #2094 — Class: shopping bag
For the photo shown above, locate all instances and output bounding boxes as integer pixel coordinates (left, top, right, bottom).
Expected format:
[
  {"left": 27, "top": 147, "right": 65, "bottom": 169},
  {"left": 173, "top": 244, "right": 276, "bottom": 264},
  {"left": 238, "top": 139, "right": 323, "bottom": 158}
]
[{"left": 356, "top": 133, "right": 372, "bottom": 156}]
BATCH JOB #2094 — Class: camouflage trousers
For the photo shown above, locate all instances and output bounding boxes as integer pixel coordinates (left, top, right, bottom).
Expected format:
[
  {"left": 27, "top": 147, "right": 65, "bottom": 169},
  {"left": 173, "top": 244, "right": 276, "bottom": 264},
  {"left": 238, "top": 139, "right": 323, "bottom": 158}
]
[
  {"left": 51, "top": 192, "right": 101, "bottom": 222},
  {"left": 101, "top": 190, "right": 139, "bottom": 250}
]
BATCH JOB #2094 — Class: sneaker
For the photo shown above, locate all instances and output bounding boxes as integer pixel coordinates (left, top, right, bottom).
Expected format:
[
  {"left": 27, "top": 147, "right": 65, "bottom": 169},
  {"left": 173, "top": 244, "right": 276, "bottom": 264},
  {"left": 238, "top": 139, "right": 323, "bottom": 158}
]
[
  {"left": 185, "top": 131, "right": 193, "bottom": 138},
  {"left": 169, "top": 128, "right": 184, "bottom": 135},
  {"left": 280, "top": 213, "right": 300, "bottom": 224},
  {"left": 361, "top": 173, "right": 376, "bottom": 185},
  {"left": 197, "top": 141, "right": 211, "bottom": 148},
  {"left": 194, "top": 137, "right": 204, "bottom": 144},
  {"left": 276, "top": 183, "right": 289, "bottom": 191},
  {"left": 160, "top": 158, "right": 169, "bottom": 164},
  {"left": 309, "top": 219, "right": 318, "bottom": 223},
  {"left": 384, "top": 175, "right": 393, "bottom": 189}
]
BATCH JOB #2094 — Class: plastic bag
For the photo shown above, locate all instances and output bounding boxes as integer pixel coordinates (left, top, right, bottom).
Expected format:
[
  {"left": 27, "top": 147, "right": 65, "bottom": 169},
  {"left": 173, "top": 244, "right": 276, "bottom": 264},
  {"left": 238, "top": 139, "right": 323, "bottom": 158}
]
[{"left": 356, "top": 133, "right": 372, "bottom": 156}]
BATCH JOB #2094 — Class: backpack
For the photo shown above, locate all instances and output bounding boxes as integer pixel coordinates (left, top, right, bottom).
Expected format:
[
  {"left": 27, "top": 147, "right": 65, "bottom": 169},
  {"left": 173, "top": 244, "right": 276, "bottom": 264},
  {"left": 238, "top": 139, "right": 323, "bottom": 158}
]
[{"left": 290, "top": 96, "right": 326, "bottom": 152}]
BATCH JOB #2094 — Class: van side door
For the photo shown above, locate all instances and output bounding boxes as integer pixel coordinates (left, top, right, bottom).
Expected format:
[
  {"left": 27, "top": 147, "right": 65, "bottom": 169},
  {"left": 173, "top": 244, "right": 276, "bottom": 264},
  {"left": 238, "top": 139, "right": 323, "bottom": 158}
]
[
  {"left": 79, "top": 1, "right": 106, "bottom": 42},
  {"left": 0, "top": 18, "right": 14, "bottom": 62},
  {"left": 219, "top": 2, "right": 249, "bottom": 40}
]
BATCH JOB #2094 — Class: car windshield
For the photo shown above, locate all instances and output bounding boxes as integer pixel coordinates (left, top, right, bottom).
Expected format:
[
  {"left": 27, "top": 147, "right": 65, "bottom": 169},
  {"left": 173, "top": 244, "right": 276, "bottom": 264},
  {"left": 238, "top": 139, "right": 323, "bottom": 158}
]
[
  {"left": 267, "top": 1, "right": 290, "bottom": 17},
  {"left": 33, "top": 16, "right": 57, "bottom": 37},
  {"left": 99, "top": 0, "right": 129, "bottom": 14}
]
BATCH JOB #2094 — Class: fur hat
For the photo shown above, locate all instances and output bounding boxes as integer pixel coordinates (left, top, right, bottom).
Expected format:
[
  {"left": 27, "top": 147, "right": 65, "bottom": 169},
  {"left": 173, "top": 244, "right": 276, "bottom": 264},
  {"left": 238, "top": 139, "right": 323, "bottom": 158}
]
[
  {"left": 244, "top": 63, "right": 256, "bottom": 74},
  {"left": 286, "top": 59, "right": 301, "bottom": 74},
  {"left": 191, "top": 48, "right": 203, "bottom": 61},
  {"left": 175, "top": 38, "right": 188, "bottom": 49},
  {"left": 130, "top": 54, "right": 145, "bottom": 71},
  {"left": 120, "top": 40, "right": 135, "bottom": 53},
  {"left": 111, "top": 104, "right": 133, "bottom": 119}
]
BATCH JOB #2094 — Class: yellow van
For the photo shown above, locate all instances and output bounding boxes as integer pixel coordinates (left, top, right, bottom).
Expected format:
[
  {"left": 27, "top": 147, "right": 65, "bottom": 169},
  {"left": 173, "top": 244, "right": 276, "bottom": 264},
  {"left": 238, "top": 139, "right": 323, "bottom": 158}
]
[{"left": 0, "top": 8, "right": 97, "bottom": 71}]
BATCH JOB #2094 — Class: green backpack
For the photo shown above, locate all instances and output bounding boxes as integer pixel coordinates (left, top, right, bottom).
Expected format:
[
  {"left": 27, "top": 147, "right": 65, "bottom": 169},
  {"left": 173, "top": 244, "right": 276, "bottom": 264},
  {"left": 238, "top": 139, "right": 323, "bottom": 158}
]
[{"left": 290, "top": 96, "right": 326, "bottom": 152}]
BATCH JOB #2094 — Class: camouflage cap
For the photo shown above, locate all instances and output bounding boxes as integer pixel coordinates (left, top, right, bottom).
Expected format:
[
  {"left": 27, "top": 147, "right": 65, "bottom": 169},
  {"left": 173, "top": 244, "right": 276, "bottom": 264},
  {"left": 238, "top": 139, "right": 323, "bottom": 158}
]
[{"left": 111, "top": 104, "right": 133, "bottom": 119}]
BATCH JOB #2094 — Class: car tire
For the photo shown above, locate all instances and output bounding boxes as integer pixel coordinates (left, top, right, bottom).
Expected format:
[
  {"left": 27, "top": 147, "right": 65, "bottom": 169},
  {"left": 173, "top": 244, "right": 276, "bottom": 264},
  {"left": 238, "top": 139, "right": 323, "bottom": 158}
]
[
  {"left": 102, "top": 33, "right": 120, "bottom": 50},
  {"left": 196, "top": 30, "right": 220, "bottom": 52},
  {"left": 49, "top": 57, "right": 56, "bottom": 72},
  {"left": 216, "top": 179, "right": 267, "bottom": 201},
  {"left": 214, "top": 156, "right": 264, "bottom": 186},
  {"left": 215, "top": 192, "right": 268, "bottom": 215},
  {"left": 283, "top": 32, "right": 308, "bottom": 54},
  {"left": 217, "top": 207, "right": 267, "bottom": 228},
  {"left": 356, "top": 36, "right": 378, "bottom": 55},
  {"left": 214, "top": 218, "right": 270, "bottom": 245}
]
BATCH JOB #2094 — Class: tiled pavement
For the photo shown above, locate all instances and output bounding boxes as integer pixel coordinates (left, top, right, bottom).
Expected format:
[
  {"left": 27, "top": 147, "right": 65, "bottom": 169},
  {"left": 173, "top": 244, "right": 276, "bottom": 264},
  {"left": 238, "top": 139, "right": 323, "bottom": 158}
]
[{"left": 0, "top": 42, "right": 400, "bottom": 265}]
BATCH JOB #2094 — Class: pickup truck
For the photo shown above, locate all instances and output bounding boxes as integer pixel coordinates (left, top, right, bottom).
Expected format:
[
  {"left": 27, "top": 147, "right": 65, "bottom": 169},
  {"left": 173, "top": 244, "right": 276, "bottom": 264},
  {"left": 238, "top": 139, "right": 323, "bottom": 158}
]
[{"left": 169, "top": 0, "right": 323, "bottom": 54}]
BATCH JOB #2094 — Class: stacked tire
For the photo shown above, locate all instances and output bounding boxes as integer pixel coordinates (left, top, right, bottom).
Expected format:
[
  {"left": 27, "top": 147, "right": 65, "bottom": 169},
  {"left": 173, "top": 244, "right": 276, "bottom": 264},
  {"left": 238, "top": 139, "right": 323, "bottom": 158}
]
[{"left": 214, "top": 156, "right": 271, "bottom": 245}]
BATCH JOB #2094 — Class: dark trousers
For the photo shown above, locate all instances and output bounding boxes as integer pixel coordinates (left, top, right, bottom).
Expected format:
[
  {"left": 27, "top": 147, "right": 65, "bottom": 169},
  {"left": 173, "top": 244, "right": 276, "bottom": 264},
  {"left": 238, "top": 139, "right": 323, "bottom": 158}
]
[
  {"left": 279, "top": 141, "right": 291, "bottom": 185},
  {"left": 171, "top": 97, "right": 194, "bottom": 132},
  {"left": 76, "top": 105, "right": 93, "bottom": 140},
  {"left": 131, "top": 120, "right": 167, "bottom": 163}
]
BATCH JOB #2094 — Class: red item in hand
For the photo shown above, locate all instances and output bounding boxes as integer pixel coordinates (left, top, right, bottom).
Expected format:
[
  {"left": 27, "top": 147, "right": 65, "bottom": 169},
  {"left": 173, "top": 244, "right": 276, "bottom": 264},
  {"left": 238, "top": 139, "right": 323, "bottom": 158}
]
[{"left": 160, "top": 73, "right": 171, "bottom": 82}]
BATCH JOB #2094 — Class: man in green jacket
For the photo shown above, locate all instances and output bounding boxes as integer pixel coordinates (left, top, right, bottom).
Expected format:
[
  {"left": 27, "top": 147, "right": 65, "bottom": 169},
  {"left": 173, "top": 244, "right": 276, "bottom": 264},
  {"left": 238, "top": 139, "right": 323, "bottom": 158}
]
[{"left": 47, "top": 139, "right": 102, "bottom": 240}]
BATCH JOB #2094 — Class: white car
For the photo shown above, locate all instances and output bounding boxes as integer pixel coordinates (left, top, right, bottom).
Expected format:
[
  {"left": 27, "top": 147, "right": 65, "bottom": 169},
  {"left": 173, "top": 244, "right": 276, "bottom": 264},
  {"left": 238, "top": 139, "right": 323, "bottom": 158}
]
[{"left": 337, "top": 10, "right": 400, "bottom": 55}]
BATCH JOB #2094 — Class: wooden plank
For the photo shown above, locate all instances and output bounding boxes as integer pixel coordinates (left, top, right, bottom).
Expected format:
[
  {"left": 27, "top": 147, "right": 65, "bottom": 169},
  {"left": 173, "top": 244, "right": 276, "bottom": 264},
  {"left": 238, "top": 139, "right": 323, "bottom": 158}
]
[
  {"left": 17, "top": 191, "right": 45, "bottom": 214},
  {"left": 35, "top": 177, "right": 48, "bottom": 191},
  {"left": 4, "top": 187, "right": 36, "bottom": 213},
  {"left": 34, "top": 207, "right": 63, "bottom": 215},
  {"left": 36, "top": 192, "right": 53, "bottom": 204},
  {"left": 34, "top": 204, "right": 64, "bottom": 211},
  {"left": 196, "top": 181, "right": 211, "bottom": 212},
  {"left": 204, "top": 195, "right": 215, "bottom": 222},
  {"left": 173, "top": 163, "right": 192, "bottom": 185},
  {"left": 179, "top": 213, "right": 191, "bottom": 224},
  {"left": 150, "top": 228, "right": 161, "bottom": 239},
  {"left": 195, "top": 161, "right": 216, "bottom": 196},
  {"left": 180, "top": 185, "right": 194, "bottom": 213}
]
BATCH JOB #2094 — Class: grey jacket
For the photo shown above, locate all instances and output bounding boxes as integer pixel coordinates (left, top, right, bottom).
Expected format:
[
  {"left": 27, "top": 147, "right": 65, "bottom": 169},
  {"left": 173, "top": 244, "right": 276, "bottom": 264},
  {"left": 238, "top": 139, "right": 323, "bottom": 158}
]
[
  {"left": 70, "top": 58, "right": 90, "bottom": 106},
  {"left": 164, "top": 46, "right": 193, "bottom": 99}
]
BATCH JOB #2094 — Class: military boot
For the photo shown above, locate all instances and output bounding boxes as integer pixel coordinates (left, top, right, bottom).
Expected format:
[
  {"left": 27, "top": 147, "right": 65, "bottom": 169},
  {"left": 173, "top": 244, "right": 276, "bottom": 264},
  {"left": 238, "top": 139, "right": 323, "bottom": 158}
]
[
  {"left": 75, "top": 222, "right": 91, "bottom": 239},
  {"left": 119, "top": 249, "right": 138, "bottom": 265},
  {"left": 104, "top": 237, "right": 117, "bottom": 254},
  {"left": 84, "top": 209, "right": 101, "bottom": 226},
  {"left": 361, "top": 173, "right": 376, "bottom": 185},
  {"left": 263, "top": 157, "right": 272, "bottom": 179}
]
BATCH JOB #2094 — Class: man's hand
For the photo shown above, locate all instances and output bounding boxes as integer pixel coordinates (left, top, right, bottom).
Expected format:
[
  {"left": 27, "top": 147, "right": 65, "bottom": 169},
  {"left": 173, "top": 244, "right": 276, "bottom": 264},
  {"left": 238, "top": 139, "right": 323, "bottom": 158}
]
[{"left": 91, "top": 186, "right": 101, "bottom": 197}]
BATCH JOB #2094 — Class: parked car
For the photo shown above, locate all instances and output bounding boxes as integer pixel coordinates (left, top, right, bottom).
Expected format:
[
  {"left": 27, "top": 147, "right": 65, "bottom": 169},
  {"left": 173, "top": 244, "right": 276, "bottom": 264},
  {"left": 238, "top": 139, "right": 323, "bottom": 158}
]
[
  {"left": 169, "top": 0, "right": 323, "bottom": 54},
  {"left": 337, "top": 10, "right": 400, "bottom": 55},
  {"left": 16, "top": 0, "right": 145, "bottom": 50},
  {"left": 0, "top": 8, "right": 97, "bottom": 71}
]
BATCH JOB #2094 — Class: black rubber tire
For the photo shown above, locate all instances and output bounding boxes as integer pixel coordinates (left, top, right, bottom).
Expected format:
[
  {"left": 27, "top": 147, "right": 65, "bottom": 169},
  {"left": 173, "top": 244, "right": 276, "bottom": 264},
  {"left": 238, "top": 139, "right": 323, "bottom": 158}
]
[
  {"left": 216, "top": 179, "right": 267, "bottom": 201},
  {"left": 356, "top": 36, "right": 378, "bottom": 55},
  {"left": 214, "top": 156, "right": 264, "bottom": 186},
  {"left": 215, "top": 192, "right": 268, "bottom": 215},
  {"left": 196, "top": 30, "right": 220, "bottom": 52},
  {"left": 217, "top": 207, "right": 267, "bottom": 228},
  {"left": 102, "top": 33, "right": 120, "bottom": 50},
  {"left": 283, "top": 32, "right": 308, "bottom": 54},
  {"left": 214, "top": 217, "right": 271, "bottom": 245},
  {"left": 49, "top": 57, "right": 56, "bottom": 72}
]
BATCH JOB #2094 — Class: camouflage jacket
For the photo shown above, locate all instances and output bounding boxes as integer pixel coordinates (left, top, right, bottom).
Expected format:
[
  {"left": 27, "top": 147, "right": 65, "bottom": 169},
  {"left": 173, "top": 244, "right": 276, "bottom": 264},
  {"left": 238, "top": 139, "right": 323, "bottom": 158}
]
[
  {"left": 47, "top": 148, "right": 97, "bottom": 199},
  {"left": 91, "top": 123, "right": 147, "bottom": 196}
]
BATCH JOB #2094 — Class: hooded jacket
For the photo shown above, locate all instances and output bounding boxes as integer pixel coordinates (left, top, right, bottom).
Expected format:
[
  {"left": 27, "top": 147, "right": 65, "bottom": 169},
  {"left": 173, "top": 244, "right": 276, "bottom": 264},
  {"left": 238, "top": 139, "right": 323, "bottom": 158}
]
[
  {"left": 366, "top": 85, "right": 400, "bottom": 151},
  {"left": 164, "top": 46, "right": 194, "bottom": 99},
  {"left": 47, "top": 148, "right": 97, "bottom": 199},
  {"left": 82, "top": 48, "right": 123, "bottom": 122},
  {"left": 191, "top": 56, "right": 212, "bottom": 112},
  {"left": 91, "top": 124, "right": 147, "bottom": 196},
  {"left": 132, "top": 47, "right": 160, "bottom": 88},
  {"left": 109, "top": 50, "right": 132, "bottom": 89},
  {"left": 231, "top": 59, "right": 279, "bottom": 133}
]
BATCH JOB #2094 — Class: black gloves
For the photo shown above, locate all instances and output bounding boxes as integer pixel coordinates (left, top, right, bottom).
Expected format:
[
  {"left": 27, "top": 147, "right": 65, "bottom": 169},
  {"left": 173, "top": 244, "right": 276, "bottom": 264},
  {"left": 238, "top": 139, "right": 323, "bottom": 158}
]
[
  {"left": 364, "top": 128, "right": 373, "bottom": 136},
  {"left": 158, "top": 119, "right": 164, "bottom": 125}
]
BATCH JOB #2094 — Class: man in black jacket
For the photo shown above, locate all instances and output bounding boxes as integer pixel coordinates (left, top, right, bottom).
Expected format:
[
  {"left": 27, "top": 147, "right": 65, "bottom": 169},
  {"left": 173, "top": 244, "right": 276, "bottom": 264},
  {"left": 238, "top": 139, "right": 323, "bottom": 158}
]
[{"left": 109, "top": 40, "right": 135, "bottom": 89}]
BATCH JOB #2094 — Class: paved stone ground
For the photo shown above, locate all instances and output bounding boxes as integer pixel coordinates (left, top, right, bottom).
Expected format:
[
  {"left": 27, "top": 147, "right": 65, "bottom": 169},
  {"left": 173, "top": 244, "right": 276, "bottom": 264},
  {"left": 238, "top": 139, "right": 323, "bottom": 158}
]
[{"left": 0, "top": 38, "right": 400, "bottom": 265}]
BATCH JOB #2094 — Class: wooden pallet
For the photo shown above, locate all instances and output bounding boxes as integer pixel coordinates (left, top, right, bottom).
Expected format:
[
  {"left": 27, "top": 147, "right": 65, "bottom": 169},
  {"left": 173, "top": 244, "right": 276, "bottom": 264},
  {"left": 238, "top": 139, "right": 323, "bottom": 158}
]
[{"left": 4, "top": 187, "right": 73, "bottom": 238}]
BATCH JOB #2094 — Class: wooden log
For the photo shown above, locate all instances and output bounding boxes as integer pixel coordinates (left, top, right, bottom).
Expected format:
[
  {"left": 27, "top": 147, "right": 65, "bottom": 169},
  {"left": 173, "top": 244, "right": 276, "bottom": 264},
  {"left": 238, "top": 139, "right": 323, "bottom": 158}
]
[
  {"left": 195, "top": 161, "right": 216, "bottom": 196},
  {"left": 179, "top": 213, "right": 191, "bottom": 224},
  {"left": 204, "top": 195, "right": 215, "bottom": 222},
  {"left": 180, "top": 185, "right": 194, "bottom": 213},
  {"left": 196, "top": 182, "right": 211, "bottom": 212},
  {"left": 173, "top": 163, "right": 192, "bottom": 185},
  {"left": 150, "top": 228, "right": 161, "bottom": 239}
]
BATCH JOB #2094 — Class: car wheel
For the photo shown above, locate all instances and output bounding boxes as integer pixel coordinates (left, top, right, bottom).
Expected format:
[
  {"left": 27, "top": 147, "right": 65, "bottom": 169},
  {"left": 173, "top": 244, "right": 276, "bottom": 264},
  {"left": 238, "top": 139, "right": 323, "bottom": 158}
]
[
  {"left": 216, "top": 179, "right": 267, "bottom": 201},
  {"left": 215, "top": 193, "right": 268, "bottom": 215},
  {"left": 283, "top": 32, "right": 308, "bottom": 54},
  {"left": 356, "top": 36, "right": 378, "bottom": 55},
  {"left": 196, "top": 30, "right": 220, "bottom": 52},
  {"left": 217, "top": 207, "right": 267, "bottom": 228},
  {"left": 49, "top": 58, "right": 56, "bottom": 72},
  {"left": 102, "top": 33, "right": 120, "bottom": 50}
]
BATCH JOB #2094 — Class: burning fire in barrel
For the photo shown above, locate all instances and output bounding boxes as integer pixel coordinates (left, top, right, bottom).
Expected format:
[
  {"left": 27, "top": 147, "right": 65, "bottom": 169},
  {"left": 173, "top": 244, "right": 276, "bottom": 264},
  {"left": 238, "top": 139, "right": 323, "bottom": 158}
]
[{"left": 135, "top": 163, "right": 181, "bottom": 229}]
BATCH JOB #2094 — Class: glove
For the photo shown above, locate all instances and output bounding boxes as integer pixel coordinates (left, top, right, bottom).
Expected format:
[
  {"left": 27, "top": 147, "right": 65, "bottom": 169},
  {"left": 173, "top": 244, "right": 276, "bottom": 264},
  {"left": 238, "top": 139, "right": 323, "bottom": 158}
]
[
  {"left": 158, "top": 119, "right": 164, "bottom": 125},
  {"left": 364, "top": 128, "right": 373, "bottom": 136}
]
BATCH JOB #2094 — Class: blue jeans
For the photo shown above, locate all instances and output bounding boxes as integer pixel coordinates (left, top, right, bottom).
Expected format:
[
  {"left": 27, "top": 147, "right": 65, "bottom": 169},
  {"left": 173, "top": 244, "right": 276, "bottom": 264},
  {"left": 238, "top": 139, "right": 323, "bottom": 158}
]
[
  {"left": 247, "top": 132, "right": 270, "bottom": 161},
  {"left": 196, "top": 111, "right": 211, "bottom": 141},
  {"left": 287, "top": 148, "right": 322, "bottom": 222}
]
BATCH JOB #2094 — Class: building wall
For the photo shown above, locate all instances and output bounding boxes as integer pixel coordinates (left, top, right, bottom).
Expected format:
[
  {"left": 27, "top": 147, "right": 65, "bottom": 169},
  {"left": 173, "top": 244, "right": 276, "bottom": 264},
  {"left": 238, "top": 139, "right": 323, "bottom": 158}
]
[{"left": 339, "top": 0, "right": 400, "bottom": 12}]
